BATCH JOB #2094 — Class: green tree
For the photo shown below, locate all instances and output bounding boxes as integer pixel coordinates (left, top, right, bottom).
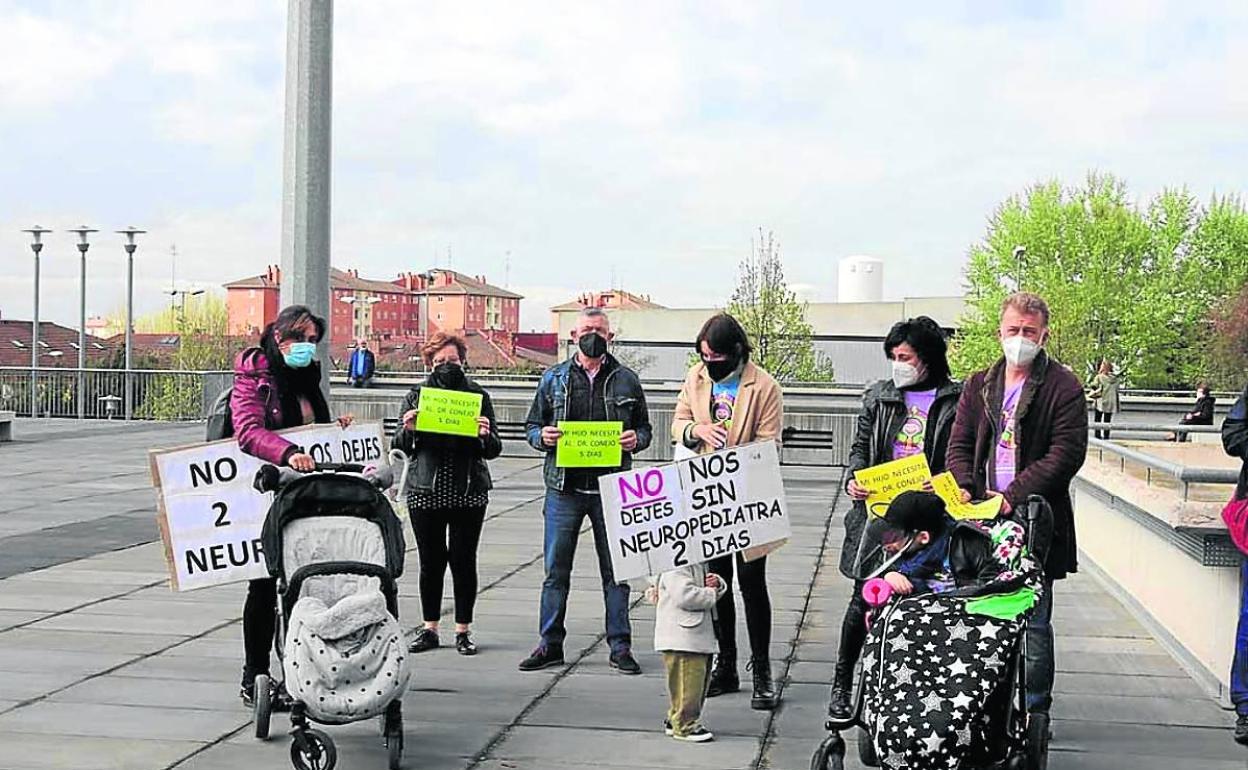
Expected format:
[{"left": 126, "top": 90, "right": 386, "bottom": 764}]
[
  {"left": 1207, "top": 284, "right": 1248, "bottom": 391},
  {"left": 115, "top": 293, "right": 236, "bottom": 420},
  {"left": 952, "top": 175, "right": 1248, "bottom": 388},
  {"left": 727, "top": 229, "right": 834, "bottom": 382}
]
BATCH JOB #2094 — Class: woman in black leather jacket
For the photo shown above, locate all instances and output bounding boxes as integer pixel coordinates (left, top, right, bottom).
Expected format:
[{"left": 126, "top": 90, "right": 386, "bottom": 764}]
[
  {"left": 392, "top": 332, "right": 502, "bottom": 656},
  {"left": 828, "top": 316, "right": 962, "bottom": 719}
]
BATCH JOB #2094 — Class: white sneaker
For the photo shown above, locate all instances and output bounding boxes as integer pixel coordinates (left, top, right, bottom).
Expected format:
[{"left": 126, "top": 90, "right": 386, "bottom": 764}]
[
  {"left": 672, "top": 726, "right": 714, "bottom": 743},
  {"left": 663, "top": 719, "right": 674, "bottom": 736}
]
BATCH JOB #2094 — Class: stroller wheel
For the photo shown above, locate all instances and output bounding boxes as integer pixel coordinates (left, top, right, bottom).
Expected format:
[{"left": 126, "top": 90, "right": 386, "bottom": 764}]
[
  {"left": 384, "top": 702, "right": 404, "bottom": 770},
  {"left": 253, "top": 674, "right": 272, "bottom": 741},
  {"left": 1024, "top": 712, "right": 1050, "bottom": 770},
  {"left": 857, "top": 727, "right": 879, "bottom": 767},
  {"left": 387, "top": 729, "right": 404, "bottom": 770},
  {"left": 809, "top": 734, "right": 844, "bottom": 770},
  {"left": 290, "top": 728, "right": 337, "bottom": 770}
]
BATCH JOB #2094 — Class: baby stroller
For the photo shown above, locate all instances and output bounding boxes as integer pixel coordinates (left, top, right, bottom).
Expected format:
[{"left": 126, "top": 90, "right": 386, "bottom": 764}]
[
  {"left": 252, "top": 459, "right": 412, "bottom": 770},
  {"left": 811, "top": 495, "right": 1054, "bottom": 770}
]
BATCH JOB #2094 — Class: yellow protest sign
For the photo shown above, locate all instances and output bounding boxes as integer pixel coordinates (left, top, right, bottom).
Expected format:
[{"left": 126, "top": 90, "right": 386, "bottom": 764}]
[
  {"left": 415, "top": 387, "right": 483, "bottom": 437},
  {"left": 853, "top": 454, "right": 931, "bottom": 517},
  {"left": 930, "top": 472, "right": 1004, "bottom": 520},
  {"left": 557, "top": 421, "right": 623, "bottom": 468}
]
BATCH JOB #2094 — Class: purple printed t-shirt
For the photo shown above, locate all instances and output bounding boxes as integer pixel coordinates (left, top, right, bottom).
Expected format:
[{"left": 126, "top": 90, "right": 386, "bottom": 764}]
[
  {"left": 891, "top": 389, "right": 937, "bottom": 460},
  {"left": 994, "top": 379, "right": 1025, "bottom": 492}
]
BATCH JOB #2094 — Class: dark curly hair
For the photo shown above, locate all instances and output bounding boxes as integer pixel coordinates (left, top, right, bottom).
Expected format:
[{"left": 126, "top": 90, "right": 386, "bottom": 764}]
[{"left": 883, "top": 316, "right": 951, "bottom": 385}]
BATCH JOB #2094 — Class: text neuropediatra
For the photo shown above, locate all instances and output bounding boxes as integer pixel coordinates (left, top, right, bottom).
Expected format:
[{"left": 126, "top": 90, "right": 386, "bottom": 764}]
[{"left": 600, "top": 441, "right": 790, "bottom": 582}]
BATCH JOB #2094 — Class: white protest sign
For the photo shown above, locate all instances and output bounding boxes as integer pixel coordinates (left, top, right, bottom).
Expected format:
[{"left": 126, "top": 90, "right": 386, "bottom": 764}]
[
  {"left": 149, "top": 422, "right": 387, "bottom": 591},
  {"left": 599, "top": 440, "right": 790, "bottom": 582}
]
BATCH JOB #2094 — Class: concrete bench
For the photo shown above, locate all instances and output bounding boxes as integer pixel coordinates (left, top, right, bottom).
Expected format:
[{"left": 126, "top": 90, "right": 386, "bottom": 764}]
[{"left": 0, "top": 410, "right": 13, "bottom": 442}]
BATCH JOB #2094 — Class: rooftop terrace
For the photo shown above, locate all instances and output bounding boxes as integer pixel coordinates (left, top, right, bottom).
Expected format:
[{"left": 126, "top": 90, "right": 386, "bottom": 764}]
[{"left": 0, "top": 419, "right": 1241, "bottom": 769}]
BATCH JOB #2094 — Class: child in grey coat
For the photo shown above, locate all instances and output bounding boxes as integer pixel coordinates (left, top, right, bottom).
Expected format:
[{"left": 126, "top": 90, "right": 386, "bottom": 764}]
[{"left": 648, "top": 562, "right": 727, "bottom": 742}]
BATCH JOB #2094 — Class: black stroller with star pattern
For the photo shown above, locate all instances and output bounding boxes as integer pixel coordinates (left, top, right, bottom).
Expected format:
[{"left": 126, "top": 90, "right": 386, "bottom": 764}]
[{"left": 812, "top": 495, "right": 1054, "bottom": 770}]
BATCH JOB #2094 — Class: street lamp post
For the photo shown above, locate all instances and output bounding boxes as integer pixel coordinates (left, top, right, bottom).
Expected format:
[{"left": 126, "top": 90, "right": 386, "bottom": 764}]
[
  {"left": 117, "top": 227, "right": 146, "bottom": 420},
  {"left": 1013, "top": 245, "right": 1026, "bottom": 292},
  {"left": 22, "top": 227, "right": 51, "bottom": 418},
  {"left": 168, "top": 288, "right": 206, "bottom": 331},
  {"left": 68, "top": 226, "right": 98, "bottom": 419}
]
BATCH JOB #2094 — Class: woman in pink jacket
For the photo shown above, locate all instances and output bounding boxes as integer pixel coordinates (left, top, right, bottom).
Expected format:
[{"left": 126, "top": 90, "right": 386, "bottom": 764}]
[{"left": 230, "top": 305, "right": 351, "bottom": 707}]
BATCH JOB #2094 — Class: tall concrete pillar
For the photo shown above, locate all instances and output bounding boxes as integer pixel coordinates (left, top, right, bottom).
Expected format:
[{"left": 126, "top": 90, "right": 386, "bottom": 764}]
[{"left": 280, "top": 0, "right": 333, "bottom": 396}]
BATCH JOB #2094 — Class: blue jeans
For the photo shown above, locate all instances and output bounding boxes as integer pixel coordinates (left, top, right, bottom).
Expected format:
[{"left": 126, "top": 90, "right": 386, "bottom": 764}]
[
  {"left": 538, "top": 489, "right": 632, "bottom": 654},
  {"left": 1231, "top": 559, "right": 1248, "bottom": 715},
  {"left": 1025, "top": 578, "right": 1055, "bottom": 712}
]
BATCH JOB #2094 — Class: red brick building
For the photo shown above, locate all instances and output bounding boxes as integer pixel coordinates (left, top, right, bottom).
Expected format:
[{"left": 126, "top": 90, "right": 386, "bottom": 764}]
[
  {"left": 393, "top": 270, "right": 522, "bottom": 336},
  {"left": 225, "top": 267, "right": 524, "bottom": 366},
  {"left": 225, "top": 266, "right": 420, "bottom": 342}
]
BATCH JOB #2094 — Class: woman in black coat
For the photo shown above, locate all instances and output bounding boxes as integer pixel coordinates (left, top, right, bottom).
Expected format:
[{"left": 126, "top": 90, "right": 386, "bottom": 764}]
[
  {"left": 392, "top": 332, "right": 502, "bottom": 655},
  {"left": 828, "top": 317, "right": 962, "bottom": 719}
]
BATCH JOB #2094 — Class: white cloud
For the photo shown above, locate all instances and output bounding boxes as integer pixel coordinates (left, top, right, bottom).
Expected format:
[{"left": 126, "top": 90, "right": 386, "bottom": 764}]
[
  {"left": 4, "top": 0, "right": 1248, "bottom": 332},
  {"left": 0, "top": 10, "right": 122, "bottom": 108}
]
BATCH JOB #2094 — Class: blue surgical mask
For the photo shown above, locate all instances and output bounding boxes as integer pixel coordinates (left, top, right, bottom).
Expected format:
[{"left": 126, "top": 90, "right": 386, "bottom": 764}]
[{"left": 283, "top": 341, "right": 317, "bottom": 368}]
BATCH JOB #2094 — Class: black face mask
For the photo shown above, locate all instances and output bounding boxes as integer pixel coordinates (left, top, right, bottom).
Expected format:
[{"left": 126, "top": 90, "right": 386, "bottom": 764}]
[
  {"left": 578, "top": 332, "right": 608, "bottom": 359},
  {"left": 431, "top": 362, "right": 467, "bottom": 390},
  {"left": 705, "top": 356, "right": 740, "bottom": 383}
]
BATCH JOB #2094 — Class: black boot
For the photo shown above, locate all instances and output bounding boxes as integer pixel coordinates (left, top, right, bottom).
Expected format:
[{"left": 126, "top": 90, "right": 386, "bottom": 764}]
[
  {"left": 749, "top": 656, "right": 778, "bottom": 710},
  {"left": 706, "top": 651, "right": 739, "bottom": 697},
  {"left": 827, "top": 653, "right": 854, "bottom": 719}
]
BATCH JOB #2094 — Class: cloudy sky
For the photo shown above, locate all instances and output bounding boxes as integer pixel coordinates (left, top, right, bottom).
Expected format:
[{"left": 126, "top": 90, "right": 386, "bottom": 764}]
[{"left": 1, "top": 0, "right": 1246, "bottom": 332}]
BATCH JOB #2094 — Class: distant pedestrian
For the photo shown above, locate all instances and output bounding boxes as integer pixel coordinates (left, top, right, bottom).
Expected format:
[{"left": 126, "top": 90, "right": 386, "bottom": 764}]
[
  {"left": 648, "top": 563, "right": 727, "bottom": 743},
  {"left": 519, "top": 307, "right": 653, "bottom": 674},
  {"left": 348, "top": 339, "right": 376, "bottom": 388},
  {"left": 392, "top": 332, "right": 502, "bottom": 656},
  {"left": 946, "top": 292, "right": 1088, "bottom": 719},
  {"left": 828, "top": 316, "right": 961, "bottom": 720},
  {"left": 1088, "top": 360, "right": 1119, "bottom": 440},
  {"left": 671, "top": 313, "right": 784, "bottom": 710},
  {"left": 1171, "top": 384, "right": 1216, "bottom": 442},
  {"left": 229, "top": 305, "right": 354, "bottom": 708},
  {"left": 1219, "top": 381, "right": 1248, "bottom": 746}
]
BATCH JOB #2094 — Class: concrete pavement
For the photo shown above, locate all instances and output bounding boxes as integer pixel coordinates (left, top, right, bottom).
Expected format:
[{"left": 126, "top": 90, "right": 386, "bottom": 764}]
[{"left": 0, "top": 419, "right": 1242, "bottom": 769}]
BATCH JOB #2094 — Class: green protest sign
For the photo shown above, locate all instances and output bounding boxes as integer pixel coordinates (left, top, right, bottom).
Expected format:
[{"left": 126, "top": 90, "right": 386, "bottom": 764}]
[
  {"left": 556, "top": 421, "right": 623, "bottom": 468},
  {"left": 415, "top": 387, "right": 483, "bottom": 437}
]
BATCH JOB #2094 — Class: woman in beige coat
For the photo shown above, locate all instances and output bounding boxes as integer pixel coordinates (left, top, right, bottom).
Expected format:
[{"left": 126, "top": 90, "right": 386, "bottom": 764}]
[
  {"left": 651, "top": 563, "right": 727, "bottom": 742},
  {"left": 671, "top": 313, "right": 784, "bottom": 710}
]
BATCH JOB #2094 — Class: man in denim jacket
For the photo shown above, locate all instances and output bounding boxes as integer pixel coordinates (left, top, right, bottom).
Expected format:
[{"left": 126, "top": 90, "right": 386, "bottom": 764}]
[{"left": 518, "top": 307, "right": 653, "bottom": 674}]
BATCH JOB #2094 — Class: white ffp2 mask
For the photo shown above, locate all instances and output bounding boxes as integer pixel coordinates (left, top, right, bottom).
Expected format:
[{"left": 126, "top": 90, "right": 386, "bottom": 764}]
[
  {"left": 1002, "top": 335, "right": 1041, "bottom": 367},
  {"left": 891, "top": 361, "right": 924, "bottom": 389}
]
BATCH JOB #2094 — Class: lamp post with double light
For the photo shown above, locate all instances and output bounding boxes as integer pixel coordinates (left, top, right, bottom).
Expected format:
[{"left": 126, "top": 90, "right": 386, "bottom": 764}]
[
  {"left": 68, "top": 226, "right": 98, "bottom": 419},
  {"left": 22, "top": 227, "right": 51, "bottom": 417},
  {"left": 117, "top": 227, "right": 146, "bottom": 420}
]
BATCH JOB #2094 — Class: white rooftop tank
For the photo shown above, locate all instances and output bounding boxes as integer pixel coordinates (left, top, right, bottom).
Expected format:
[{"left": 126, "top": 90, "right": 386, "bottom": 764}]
[{"left": 837, "top": 255, "right": 884, "bottom": 303}]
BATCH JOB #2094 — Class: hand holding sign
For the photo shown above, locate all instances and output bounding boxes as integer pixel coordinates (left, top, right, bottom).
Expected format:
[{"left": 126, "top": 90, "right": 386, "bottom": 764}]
[
  {"left": 929, "top": 472, "right": 1004, "bottom": 520},
  {"left": 852, "top": 454, "right": 932, "bottom": 517}
]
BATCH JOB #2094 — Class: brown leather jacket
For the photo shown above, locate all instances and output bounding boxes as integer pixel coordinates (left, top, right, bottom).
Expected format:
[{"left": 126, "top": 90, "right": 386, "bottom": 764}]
[{"left": 946, "top": 351, "right": 1088, "bottom": 580}]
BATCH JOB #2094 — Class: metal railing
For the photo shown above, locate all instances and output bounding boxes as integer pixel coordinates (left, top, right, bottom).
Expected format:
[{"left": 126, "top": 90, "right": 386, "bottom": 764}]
[
  {"left": 0, "top": 367, "right": 231, "bottom": 421},
  {"left": 1086, "top": 436, "right": 1237, "bottom": 500},
  {"left": 1087, "top": 423, "right": 1220, "bottom": 434}
]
